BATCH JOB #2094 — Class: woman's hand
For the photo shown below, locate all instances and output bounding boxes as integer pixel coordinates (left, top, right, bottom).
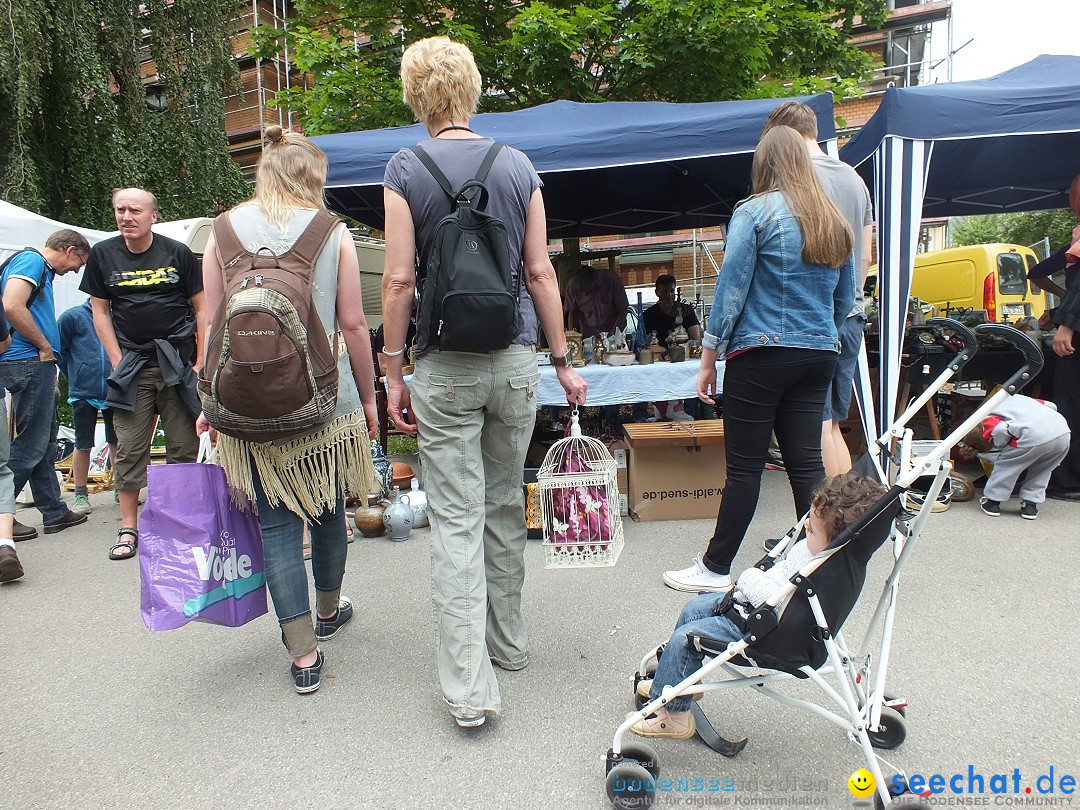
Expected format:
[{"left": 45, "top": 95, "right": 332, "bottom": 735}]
[
  {"left": 555, "top": 365, "right": 587, "bottom": 406},
  {"left": 1053, "top": 324, "right": 1075, "bottom": 357},
  {"left": 195, "top": 412, "right": 217, "bottom": 443},
  {"left": 386, "top": 374, "right": 418, "bottom": 437},
  {"left": 362, "top": 401, "right": 380, "bottom": 439},
  {"left": 697, "top": 348, "right": 720, "bottom": 404}
]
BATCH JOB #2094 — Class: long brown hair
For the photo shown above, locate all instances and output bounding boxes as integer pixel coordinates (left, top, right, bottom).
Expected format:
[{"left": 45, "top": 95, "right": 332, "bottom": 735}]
[{"left": 751, "top": 126, "right": 853, "bottom": 268}]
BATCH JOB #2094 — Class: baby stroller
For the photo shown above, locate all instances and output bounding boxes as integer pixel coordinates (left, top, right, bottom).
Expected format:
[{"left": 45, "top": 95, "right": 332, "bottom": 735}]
[{"left": 605, "top": 319, "right": 1044, "bottom": 810}]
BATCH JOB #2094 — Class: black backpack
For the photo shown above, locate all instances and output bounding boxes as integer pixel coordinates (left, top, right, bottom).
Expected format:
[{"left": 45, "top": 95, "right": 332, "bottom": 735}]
[{"left": 410, "top": 142, "right": 522, "bottom": 353}]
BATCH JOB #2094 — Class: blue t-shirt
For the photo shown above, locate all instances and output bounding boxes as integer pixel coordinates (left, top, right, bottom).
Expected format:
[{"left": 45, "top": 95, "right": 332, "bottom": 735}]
[{"left": 0, "top": 250, "right": 59, "bottom": 361}]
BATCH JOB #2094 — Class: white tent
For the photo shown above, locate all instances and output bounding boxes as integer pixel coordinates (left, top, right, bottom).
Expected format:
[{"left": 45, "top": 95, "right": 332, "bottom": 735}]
[{"left": 0, "top": 199, "right": 115, "bottom": 315}]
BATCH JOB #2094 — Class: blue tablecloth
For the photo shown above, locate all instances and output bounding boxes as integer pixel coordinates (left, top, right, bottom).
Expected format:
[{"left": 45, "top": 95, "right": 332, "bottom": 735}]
[{"left": 537, "top": 358, "right": 724, "bottom": 406}]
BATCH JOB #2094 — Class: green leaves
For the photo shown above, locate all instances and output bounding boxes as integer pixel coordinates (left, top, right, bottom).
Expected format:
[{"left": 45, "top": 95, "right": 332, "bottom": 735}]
[
  {"left": 952, "top": 211, "right": 1077, "bottom": 252},
  {"left": 252, "top": 0, "right": 886, "bottom": 134},
  {"left": 0, "top": 0, "right": 248, "bottom": 228}
]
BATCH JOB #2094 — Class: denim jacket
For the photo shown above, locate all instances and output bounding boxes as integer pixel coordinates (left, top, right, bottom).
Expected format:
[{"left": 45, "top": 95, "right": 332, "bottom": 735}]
[{"left": 702, "top": 192, "right": 855, "bottom": 357}]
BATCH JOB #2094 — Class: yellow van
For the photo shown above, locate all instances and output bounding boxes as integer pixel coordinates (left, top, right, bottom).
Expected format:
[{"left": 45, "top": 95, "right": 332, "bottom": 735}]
[{"left": 866, "top": 243, "right": 1047, "bottom": 323}]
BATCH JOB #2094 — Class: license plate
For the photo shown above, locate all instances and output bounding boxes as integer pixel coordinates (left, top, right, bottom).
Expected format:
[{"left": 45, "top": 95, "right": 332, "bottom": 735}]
[{"left": 1001, "top": 303, "right": 1025, "bottom": 316}]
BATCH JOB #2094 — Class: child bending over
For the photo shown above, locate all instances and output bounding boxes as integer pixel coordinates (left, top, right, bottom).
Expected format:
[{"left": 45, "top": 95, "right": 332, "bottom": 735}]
[
  {"left": 631, "top": 473, "right": 887, "bottom": 740},
  {"left": 964, "top": 394, "right": 1070, "bottom": 520}
]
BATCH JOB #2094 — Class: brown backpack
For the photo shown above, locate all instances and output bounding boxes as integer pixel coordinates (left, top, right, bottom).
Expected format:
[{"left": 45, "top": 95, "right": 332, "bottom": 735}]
[{"left": 198, "top": 210, "right": 340, "bottom": 442}]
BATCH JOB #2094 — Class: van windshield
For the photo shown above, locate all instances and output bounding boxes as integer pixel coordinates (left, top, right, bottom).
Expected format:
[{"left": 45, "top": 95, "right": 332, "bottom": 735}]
[{"left": 997, "top": 253, "right": 1028, "bottom": 295}]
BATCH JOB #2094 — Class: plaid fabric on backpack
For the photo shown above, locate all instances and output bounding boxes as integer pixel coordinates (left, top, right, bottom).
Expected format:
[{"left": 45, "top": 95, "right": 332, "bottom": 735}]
[{"left": 198, "top": 210, "right": 340, "bottom": 443}]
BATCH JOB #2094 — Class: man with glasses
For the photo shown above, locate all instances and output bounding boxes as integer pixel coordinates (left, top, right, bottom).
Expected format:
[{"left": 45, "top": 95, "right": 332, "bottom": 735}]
[{"left": 0, "top": 229, "right": 92, "bottom": 541}]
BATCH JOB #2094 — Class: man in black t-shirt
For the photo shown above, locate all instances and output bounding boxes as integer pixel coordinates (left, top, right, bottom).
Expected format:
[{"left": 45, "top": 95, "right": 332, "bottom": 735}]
[
  {"left": 636, "top": 274, "right": 702, "bottom": 422},
  {"left": 80, "top": 188, "right": 206, "bottom": 561}
]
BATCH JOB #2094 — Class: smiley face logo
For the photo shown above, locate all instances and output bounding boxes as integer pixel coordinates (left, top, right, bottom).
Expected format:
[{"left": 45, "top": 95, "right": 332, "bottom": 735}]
[{"left": 848, "top": 768, "right": 876, "bottom": 798}]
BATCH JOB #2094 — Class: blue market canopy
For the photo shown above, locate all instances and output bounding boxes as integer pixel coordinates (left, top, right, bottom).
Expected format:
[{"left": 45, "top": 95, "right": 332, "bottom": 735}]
[
  {"left": 841, "top": 54, "right": 1080, "bottom": 217},
  {"left": 314, "top": 95, "right": 837, "bottom": 239},
  {"left": 839, "top": 55, "right": 1080, "bottom": 442}
]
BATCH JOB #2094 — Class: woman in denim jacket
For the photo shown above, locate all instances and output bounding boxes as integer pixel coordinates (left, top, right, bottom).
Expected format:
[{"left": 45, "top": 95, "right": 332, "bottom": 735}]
[{"left": 663, "top": 126, "right": 856, "bottom": 593}]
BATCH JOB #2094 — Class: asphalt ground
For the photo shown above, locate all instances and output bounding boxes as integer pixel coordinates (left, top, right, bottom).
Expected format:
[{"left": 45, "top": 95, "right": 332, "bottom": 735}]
[{"left": 2, "top": 469, "right": 1078, "bottom": 810}]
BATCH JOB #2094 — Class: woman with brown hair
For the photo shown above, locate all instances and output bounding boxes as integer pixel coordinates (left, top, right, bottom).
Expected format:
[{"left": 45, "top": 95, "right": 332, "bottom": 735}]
[{"left": 663, "top": 125, "right": 855, "bottom": 593}]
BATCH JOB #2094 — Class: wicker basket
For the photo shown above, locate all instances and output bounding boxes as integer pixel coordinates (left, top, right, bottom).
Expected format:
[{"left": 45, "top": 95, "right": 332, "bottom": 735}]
[{"left": 537, "top": 408, "right": 625, "bottom": 568}]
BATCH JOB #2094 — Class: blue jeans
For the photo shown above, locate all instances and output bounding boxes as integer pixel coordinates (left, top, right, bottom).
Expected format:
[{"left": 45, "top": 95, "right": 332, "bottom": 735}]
[
  {"left": 0, "top": 360, "right": 66, "bottom": 522},
  {"left": 250, "top": 467, "right": 348, "bottom": 626},
  {"left": 650, "top": 593, "right": 745, "bottom": 712}
]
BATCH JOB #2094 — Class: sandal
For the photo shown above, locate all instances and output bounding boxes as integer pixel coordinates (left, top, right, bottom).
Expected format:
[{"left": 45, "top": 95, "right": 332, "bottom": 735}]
[{"left": 109, "top": 528, "right": 138, "bottom": 561}]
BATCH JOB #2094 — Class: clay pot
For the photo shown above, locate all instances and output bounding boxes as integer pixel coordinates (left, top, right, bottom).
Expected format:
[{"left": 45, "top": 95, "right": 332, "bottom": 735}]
[{"left": 353, "top": 494, "right": 387, "bottom": 537}]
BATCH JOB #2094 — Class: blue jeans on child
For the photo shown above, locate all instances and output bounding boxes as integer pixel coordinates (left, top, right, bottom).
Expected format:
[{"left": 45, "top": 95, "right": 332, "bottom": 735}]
[{"left": 649, "top": 592, "right": 746, "bottom": 713}]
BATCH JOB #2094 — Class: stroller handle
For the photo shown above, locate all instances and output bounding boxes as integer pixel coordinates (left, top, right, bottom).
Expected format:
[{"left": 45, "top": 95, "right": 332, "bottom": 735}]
[
  {"left": 925, "top": 316, "right": 977, "bottom": 368},
  {"left": 974, "top": 324, "right": 1045, "bottom": 394}
]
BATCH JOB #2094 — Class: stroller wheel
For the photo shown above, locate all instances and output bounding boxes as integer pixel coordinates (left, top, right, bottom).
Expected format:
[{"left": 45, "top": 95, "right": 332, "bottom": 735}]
[
  {"left": 867, "top": 706, "right": 907, "bottom": 750},
  {"left": 616, "top": 741, "right": 660, "bottom": 780},
  {"left": 606, "top": 761, "right": 656, "bottom": 809},
  {"left": 949, "top": 472, "right": 975, "bottom": 502},
  {"left": 882, "top": 692, "right": 908, "bottom": 717}
]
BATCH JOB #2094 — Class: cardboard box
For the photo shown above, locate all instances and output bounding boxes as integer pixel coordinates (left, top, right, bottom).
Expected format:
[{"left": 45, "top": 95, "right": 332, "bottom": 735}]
[
  {"left": 605, "top": 438, "right": 629, "bottom": 493},
  {"left": 622, "top": 422, "right": 726, "bottom": 521}
]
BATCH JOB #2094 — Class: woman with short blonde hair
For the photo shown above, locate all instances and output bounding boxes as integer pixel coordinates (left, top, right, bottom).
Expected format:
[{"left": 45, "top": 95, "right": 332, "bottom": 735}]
[{"left": 381, "top": 37, "right": 586, "bottom": 728}]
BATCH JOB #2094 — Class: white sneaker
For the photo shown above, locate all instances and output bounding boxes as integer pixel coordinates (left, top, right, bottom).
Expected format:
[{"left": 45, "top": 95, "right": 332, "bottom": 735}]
[
  {"left": 670, "top": 409, "right": 694, "bottom": 422},
  {"left": 662, "top": 553, "right": 732, "bottom": 593}
]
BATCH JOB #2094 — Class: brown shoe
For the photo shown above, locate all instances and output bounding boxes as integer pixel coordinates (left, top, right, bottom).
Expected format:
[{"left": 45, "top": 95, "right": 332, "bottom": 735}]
[
  {"left": 43, "top": 509, "right": 89, "bottom": 535},
  {"left": 0, "top": 546, "right": 24, "bottom": 582},
  {"left": 13, "top": 520, "right": 37, "bottom": 542}
]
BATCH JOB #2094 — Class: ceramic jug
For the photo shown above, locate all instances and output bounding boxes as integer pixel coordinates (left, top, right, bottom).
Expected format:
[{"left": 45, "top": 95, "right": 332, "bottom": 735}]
[
  {"left": 383, "top": 487, "right": 414, "bottom": 541},
  {"left": 400, "top": 478, "right": 429, "bottom": 528},
  {"left": 353, "top": 493, "right": 387, "bottom": 537}
]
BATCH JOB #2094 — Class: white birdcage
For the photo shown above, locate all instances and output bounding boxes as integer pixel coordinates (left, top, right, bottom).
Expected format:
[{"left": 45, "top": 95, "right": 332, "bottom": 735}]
[{"left": 537, "top": 407, "right": 624, "bottom": 568}]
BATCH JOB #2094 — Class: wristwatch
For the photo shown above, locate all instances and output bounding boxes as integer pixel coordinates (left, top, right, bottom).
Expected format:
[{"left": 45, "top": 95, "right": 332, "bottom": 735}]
[{"left": 550, "top": 353, "right": 570, "bottom": 368}]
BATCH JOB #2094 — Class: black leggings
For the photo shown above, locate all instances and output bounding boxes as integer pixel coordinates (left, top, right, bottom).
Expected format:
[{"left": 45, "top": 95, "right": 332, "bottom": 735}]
[{"left": 703, "top": 347, "right": 837, "bottom": 575}]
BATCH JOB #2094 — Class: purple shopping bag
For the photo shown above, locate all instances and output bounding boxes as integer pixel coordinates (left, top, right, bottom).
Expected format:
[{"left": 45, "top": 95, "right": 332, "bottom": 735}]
[{"left": 139, "top": 461, "right": 267, "bottom": 630}]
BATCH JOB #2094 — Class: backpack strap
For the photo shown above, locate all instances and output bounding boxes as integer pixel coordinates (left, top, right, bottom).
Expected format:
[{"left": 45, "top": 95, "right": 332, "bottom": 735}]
[
  {"left": 289, "top": 209, "right": 341, "bottom": 266},
  {"left": 0, "top": 248, "right": 48, "bottom": 309},
  {"left": 211, "top": 213, "right": 248, "bottom": 271},
  {"left": 409, "top": 142, "right": 505, "bottom": 202}
]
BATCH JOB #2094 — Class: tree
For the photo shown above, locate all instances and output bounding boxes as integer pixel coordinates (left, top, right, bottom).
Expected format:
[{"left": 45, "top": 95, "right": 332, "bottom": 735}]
[
  {"left": 952, "top": 210, "right": 1077, "bottom": 252},
  {"left": 0, "top": 0, "right": 249, "bottom": 229},
  {"left": 251, "top": 0, "right": 889, "bottom": 136}
]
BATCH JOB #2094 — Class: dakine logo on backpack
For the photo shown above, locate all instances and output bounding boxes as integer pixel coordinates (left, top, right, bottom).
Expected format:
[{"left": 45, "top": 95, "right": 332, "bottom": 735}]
[
  {"left": 199, "top": 210, "right": 340, "bottom": 443},
  {"left": 410, "top": 142, "right": 522, "bottom": 354}
]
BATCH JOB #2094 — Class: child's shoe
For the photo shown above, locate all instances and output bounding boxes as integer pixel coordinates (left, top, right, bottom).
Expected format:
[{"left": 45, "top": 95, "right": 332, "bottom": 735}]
[
  {"left": 636, "top": 678, "right": 701, "bottom": 703},
  {"left": 628, "top": 708, "right": 696, "bottom": 739},
  {"left": 980, "top": 498, "right": 1001, "bottom": 517},
  {"left": 1020, "top": 501, "right": 1038, "bottom": 520}
]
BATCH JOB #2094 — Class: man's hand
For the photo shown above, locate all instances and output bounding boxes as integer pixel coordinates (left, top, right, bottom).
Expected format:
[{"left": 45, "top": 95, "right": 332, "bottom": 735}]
[
  {"left": 1053, "top": 325, "right": 1075, "bottom": 357},
  {"left": 107, "top": 350, "right": 122, "bottom": 370},
  {"left": 195, "top": 412, "right": 217, "bottom": 443},
  {"left": 386, "top": 375, "right": 418, "bottom": 437},
  {"left": 555, "top": 365, "right": 587, "bottom": 406},
  {"left": 38, "top": 347, "right": 56, "bottom": 363}
]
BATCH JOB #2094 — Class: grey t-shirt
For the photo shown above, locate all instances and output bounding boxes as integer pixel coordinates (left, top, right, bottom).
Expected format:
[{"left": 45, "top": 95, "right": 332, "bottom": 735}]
[
  {"left": 812, "top": 154, "right": 873, "bottom": 316},
  {"left": 383, "top": 137, "right": 541, "bottom": 356}
]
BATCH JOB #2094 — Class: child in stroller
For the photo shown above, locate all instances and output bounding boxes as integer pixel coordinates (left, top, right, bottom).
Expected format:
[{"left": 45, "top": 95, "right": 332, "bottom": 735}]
[{"left": 630, "top": 473, "right": 887, "bottom": 740}]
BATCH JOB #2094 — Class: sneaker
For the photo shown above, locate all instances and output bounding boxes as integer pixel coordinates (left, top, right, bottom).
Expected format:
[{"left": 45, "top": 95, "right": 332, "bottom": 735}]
[
  {"left": 13, "top": 520, "right": 37, "bottom": 542},
  {"left": 491, "top": 656, "right": 529, "bottom": 672},
  {"left": 452, "top": 708, "right": 487, "bottom": 728},
  {"left": 43, "top": 509, "right": 89, "bottom": 534},
  {"left": 72, "top": 494, "right": 92, "bottom": 514},
  {"left": 314, "top": 597, "right": 353, "bottom": 640},
  {"left": 670, "top": 409, "right": 695, "bottom": 422},
  {"left": 980, "top": 498, "right": 1001, "bottom": 517},
  {"left": 1020, "top": 501, "right": 1038, "bottom": 520},
  {"left": 628, "top": 708, "right": 696, "bottom": 740},
  {"left": 764, "top": 459, "right": 786, "bottom": 472},
  {"left": 291, "top": 650, "right": 324, "bottom": 694},
  {"left": 662, "top": 553, "right": 732, "bottom": 593},
  {"left": 0, "top": 546, "right": 24, "bottom": 582}
]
